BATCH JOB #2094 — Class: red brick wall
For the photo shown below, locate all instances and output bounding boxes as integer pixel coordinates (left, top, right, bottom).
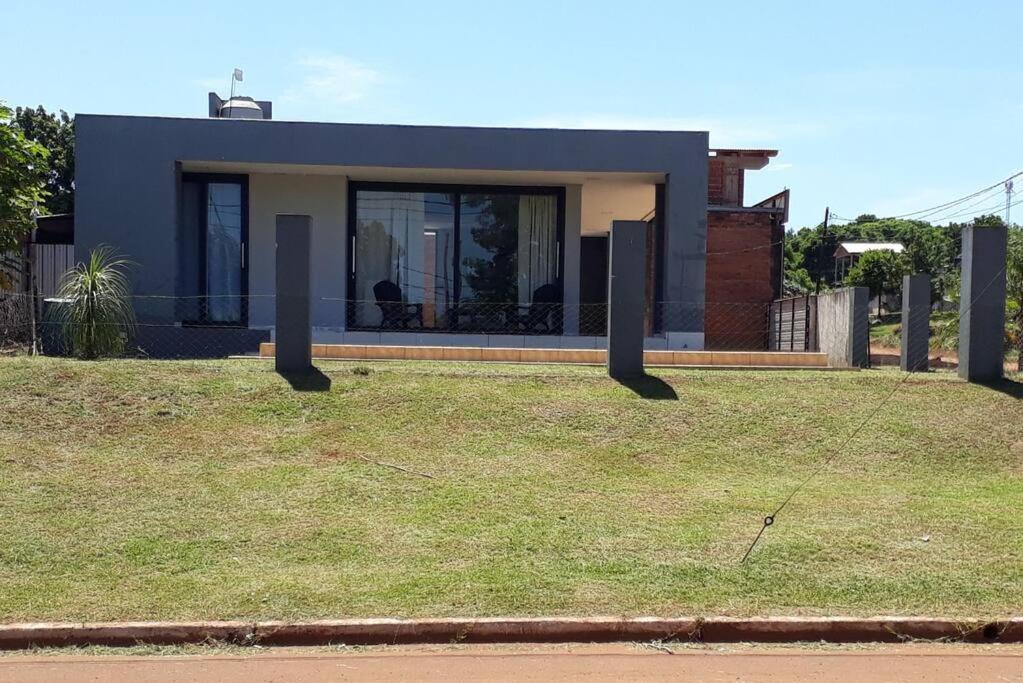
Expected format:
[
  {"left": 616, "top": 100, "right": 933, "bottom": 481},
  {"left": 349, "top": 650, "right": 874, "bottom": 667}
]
[
  {"left": 704, "top": 210, "right": 783, "bottom": 349},
  {"left": 708, "top": 159, "right": 726, "bottom": 205},
  {"left": 707, "top": 159, "right": 744, "bottom": 206}
]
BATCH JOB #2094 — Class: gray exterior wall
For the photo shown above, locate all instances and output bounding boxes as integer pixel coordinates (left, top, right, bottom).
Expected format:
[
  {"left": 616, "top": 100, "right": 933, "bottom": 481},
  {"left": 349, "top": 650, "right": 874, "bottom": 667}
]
[
  {"left": 75, "top": 115, "right": 708, "bottom": 329},
  {"left": 247, "top": 173, "right": 347, "bottom": 330}
]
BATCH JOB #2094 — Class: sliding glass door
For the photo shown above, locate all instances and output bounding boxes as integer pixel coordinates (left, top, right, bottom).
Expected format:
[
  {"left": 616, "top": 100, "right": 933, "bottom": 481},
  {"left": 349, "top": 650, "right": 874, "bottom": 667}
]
[
  {"left": 179, "top": 174, "right": 248, "bottom": 325},
  {"left": 350, "top": 190, "right": 456, "bottom": 329},
  {"left": 205, "top": 182, "right": 245, "bottom": 323},
  {"left": 348, "top": 183, "right": 563, "bottom": 332}
]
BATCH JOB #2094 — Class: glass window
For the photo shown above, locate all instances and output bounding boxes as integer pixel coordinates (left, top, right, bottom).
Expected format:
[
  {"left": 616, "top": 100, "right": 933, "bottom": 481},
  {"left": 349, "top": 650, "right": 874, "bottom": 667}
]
[
  {"left": 178, "top": 176, "right": 246, "bottom": 324},
  {"left": 205, "top": 183, "right": 244, "bottom": 323},
  {"left": 459, "top": 193, "right": 558, "bottom": 305},
  {"left": 350, "top": 185, "right": 560, "bottom": 333},
  {"left": 352, "top": 191, "right": 456, "bottom": 328}
]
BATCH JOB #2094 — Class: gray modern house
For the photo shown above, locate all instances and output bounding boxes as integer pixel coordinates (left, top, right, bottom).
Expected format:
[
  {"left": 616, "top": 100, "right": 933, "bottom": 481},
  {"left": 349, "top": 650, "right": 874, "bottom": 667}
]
[{"left": 75, "top": 95, "right": 786, "bottom": 356}]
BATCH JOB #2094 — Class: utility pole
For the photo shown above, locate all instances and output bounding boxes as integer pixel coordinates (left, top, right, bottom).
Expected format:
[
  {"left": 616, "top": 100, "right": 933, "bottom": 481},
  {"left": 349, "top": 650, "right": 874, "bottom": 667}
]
[
  {"left": 814, "top": 207, "right": 830, "bottom": 295},
  {"left": 1006, "top": 179, "right": 1014, "bottom": 226}
]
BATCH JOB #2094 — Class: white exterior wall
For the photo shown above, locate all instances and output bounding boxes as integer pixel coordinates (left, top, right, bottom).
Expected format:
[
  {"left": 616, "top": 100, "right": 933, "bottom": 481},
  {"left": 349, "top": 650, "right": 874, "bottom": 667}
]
[{"left": 247, "top": 173, "right": 347, "bottom": 330}]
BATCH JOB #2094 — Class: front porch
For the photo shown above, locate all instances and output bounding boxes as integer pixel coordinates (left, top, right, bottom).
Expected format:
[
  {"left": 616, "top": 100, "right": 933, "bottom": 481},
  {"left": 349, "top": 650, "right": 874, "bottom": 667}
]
[{"left": 178, "top": 161, "right": 708, "bottom": 351}]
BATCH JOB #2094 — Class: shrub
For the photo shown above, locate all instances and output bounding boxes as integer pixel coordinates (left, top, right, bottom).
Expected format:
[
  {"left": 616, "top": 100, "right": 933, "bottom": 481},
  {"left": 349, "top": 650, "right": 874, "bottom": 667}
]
[{"left": 56, "top": 247, "right": 135, "bottom": 358}]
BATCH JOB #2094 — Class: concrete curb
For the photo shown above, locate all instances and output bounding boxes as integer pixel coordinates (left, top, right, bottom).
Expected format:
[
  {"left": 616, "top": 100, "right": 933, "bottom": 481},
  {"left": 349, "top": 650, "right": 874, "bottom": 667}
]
[{"left": 0, "top": 617, "right": 1021, "bottom": 649}]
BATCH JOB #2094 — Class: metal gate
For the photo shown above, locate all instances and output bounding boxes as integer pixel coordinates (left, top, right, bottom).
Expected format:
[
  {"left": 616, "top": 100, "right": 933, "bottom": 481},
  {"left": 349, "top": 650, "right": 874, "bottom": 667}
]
[{"left": 769, "top": 295, "right": 818, "bottom": 351}]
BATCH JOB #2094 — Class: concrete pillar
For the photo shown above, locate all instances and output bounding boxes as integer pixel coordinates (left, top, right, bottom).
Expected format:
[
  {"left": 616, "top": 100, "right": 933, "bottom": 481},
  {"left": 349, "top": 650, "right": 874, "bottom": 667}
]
[
  {"left": 816, "top": 287, "right": 869, "bottom": 368},
  {"left": 661, "top": 158, "right": 709, "bottom": 349},
  {"left": 900, "top": 274, "right": 930, "bottom": 372},
  {"left": 607, "top": 221, "right": 647, "bottom": 379},
  {"left": 959, "top": 224, "right": 1008, "bottom": 382},
  {"left": 561, "top": 184, "right": 582, "bottom": 335},
  {"left": 275, "top": 214, "right": 312, "bottom": 373}
]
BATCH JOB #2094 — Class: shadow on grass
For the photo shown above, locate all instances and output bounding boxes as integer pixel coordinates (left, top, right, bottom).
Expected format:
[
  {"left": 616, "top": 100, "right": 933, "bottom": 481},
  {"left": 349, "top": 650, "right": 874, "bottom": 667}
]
[
  {"left": 978, "top": 376, "right": 1023, "bottom": 399},
  {"left": 279, "top": 366, "right": 332, "bottom": 392},
  {"left": 614, "top": 373, "right": 678, "bottom": 400}
]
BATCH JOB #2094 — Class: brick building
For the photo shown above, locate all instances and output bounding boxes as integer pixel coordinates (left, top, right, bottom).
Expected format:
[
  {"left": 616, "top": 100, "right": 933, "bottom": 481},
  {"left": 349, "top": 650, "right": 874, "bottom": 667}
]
[{"left": 704, "top": 149, "right": 788, "bottom": 348}]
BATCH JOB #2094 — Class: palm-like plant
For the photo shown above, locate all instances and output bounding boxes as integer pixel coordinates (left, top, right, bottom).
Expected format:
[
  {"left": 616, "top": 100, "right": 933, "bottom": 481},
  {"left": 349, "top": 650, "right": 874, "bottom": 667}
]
[{"left": 55, "top": 247, "right": 135, "bottom": 358}]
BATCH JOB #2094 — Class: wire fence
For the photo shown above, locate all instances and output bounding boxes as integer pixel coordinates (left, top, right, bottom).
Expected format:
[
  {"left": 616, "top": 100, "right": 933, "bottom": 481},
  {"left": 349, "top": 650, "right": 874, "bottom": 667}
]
[{"left": 0, "top": 291, "right": 1009, "bottom": 369}]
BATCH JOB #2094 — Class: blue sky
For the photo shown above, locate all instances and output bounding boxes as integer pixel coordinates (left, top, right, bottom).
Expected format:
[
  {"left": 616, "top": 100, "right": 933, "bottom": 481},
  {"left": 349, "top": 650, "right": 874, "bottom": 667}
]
[{"left": 4, "top": 0, "right": 1021, "bottom": 229}]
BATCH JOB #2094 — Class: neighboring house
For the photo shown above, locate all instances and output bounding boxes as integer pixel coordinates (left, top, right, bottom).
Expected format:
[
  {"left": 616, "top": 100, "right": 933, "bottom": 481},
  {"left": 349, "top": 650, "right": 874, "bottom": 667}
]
[
  {"left": 833, "top": 241, "right": 905, "bottom": 280},
  {"left": 74, "top": 94, "right": 788, "bottom": 356},
  {"left": 833, "top": 241, "right": 906, "bottom": 315}
]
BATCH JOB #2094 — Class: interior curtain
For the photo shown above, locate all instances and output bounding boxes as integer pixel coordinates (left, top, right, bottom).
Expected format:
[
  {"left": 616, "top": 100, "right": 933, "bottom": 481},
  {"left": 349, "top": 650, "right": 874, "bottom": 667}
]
[{"left": 516, "top": 195, "right": 557, "bottom": 305}]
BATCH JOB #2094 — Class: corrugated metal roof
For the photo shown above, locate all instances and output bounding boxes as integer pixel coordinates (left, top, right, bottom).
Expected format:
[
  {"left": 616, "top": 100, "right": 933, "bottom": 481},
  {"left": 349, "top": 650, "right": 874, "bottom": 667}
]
[{"left": 835, "top": 242, "right": 905, "bottom": 256}]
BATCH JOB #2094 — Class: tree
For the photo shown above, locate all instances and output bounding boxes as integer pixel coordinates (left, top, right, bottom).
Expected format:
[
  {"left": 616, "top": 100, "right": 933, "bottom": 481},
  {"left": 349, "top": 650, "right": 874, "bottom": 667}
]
[
  {"left": 784, "top": 215, "right": 958, "bottom": 302},
  {"left": 1006, "top": 227, "right": 1023, "bottom": 372},
  {"left": 0, "top": 101, "right": 49, "bottom": 257},
  {"left": 13, "top": 106, "right": 74, "bottom": 215},
  {"left": 844, "top": 249, "right": 910, "bottom": 314}
]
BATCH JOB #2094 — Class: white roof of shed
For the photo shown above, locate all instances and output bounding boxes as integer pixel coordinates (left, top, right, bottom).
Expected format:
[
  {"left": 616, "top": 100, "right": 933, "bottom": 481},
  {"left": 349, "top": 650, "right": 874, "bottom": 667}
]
[{"left": 834, "top": 241, "right": 905, "bottom": 257}]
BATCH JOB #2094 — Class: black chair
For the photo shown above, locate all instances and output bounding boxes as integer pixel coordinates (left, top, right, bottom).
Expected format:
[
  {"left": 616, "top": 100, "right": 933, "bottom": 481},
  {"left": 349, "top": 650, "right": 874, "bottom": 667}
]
[
  {"left": 373, "top": 280, "right": 422, "bottom": 329},
  {"left": 513, "top": 284, "right": 561, "bottom": 333}
]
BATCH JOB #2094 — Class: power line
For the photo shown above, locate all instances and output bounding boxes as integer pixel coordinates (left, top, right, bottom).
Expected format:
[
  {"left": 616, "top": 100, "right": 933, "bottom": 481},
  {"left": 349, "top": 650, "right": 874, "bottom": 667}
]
[
  {"left": 739, "top": 262, "right": 1010, "bottom": 563},
  {"left": 884, "top": 171, "right": 1023, "bottom": 219},
  {"left": 931, "top": 194, "right": 1023, "bottom": 224}
]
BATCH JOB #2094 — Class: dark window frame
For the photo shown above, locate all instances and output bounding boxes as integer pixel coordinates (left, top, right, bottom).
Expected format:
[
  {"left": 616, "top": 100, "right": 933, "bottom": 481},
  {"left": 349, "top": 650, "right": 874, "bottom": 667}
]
[
  {"left": 346, "top": 180, "right": 566, "bottom": 332},
  {"left": 180, "top": 172, "right": 250, "bottom": 327}
]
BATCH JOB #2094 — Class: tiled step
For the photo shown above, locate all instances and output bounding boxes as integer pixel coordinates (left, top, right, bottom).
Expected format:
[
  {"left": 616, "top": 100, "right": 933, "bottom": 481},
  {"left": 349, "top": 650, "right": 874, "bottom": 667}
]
[{"left": 258, "top": 343, "right": 830, "bottom": 368}]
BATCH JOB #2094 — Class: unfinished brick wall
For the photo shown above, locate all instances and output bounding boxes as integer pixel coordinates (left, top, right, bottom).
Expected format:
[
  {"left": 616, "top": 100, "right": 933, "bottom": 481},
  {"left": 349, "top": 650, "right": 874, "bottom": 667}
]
[
  {"left": 704, "top": 210, "right": 783, "bottom": 349},
  {"left": 707, "top": 158, "right": 744, "bottom": 206}
]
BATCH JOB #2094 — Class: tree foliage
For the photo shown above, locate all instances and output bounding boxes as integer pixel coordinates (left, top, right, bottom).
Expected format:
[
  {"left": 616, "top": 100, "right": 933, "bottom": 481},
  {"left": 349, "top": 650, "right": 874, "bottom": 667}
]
[
  {"left": 13, "top": 106, "right": 74, "bottom": 215},
  {"left": 0, "top": 102, "right": 49, "bottom": 255},
  {"left": 844, "top": 249, "right": 910, "bottom": 311},
  {"left": 785, "top": 214, "right": 963, "bottom": 302},
  {"left": 1006, "top": 226, "right": 1023, "bottom": 371}
]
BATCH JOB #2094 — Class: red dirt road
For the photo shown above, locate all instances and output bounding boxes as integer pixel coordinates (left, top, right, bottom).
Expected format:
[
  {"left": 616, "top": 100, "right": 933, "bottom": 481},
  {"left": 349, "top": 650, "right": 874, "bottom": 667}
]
[{"left": 2, "top": 644, "right": 1022, "bottom": 682}]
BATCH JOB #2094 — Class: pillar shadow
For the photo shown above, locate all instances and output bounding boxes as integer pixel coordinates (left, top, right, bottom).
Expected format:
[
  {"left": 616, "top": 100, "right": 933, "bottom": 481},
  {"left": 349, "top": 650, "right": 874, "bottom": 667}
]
[
  {"left": 614, "top": 373, "right": 679, "bottom": 400},
  {"left": 977, "top": 376, "right": 1023, "bottom": 399},
  {"left": 278, "top": 366, "right": 332, "bottom": 392}
]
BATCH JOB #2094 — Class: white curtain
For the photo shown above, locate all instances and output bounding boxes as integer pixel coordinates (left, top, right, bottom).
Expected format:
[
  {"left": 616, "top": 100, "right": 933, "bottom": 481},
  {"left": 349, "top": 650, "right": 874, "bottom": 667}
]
[{"left": 516, "top": 195, "right": 558, "bottom": 305}]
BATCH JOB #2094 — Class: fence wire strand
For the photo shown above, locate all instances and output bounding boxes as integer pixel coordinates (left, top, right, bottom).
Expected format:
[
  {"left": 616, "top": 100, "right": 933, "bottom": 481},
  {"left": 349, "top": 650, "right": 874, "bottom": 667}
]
[{"left": 739, "top": 266, "right": 1009, "bottom": 563}]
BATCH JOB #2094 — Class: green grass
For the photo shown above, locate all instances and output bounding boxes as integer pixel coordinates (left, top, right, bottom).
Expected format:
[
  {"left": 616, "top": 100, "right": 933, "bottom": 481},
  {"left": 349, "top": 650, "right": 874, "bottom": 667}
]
[
  {"left": 0, "top": 358, "right": 1021, "bottom": 622},
  {"left": 869, "top": 311, "right": 959, "bottom": 353}
]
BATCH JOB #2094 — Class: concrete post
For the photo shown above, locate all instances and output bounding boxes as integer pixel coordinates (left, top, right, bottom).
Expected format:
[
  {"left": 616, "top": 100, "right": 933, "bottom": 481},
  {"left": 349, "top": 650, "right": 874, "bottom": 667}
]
[
  {"left": 816, "top": 287, "right": 869, "bottom": 368},
  {"left": 607, "top": 221, "right": 647, "bottom": 379},
  {"left": 561, "top": 184, "right": 582, "bottom": 336},
  {"left": 958, "top": 224, "right": 1008, "bottom": 382},
  {"left": 275, "top": 214, "right": 312, "bottom": 373},
  {"left": 900, "top": 274, "right": 930, "bottom": 372}
]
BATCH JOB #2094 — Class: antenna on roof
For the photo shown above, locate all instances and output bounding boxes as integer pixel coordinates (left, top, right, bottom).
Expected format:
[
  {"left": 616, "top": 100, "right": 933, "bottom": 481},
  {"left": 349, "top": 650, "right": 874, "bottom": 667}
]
[{"left": 226, "top": 68, "right": 243, "bottom": 118}]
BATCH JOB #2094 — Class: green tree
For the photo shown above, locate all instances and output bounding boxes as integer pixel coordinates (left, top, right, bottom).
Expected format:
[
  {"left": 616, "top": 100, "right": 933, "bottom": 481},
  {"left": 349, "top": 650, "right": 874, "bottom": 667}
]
[
  {"left": 13, "top": 106, "right": 74, "bottom": 214},
  {"left": 844, "top": 249, "right": 910, "bottom": 314},
  {"left": 1006, "top": 227, "right": 1023, "bottom": 372},
  {"left": 0, "top": 101, "right": 49, "bottom": 257},
  {"left": 784, "top": 215, "right": 958, "bottom": 302}
]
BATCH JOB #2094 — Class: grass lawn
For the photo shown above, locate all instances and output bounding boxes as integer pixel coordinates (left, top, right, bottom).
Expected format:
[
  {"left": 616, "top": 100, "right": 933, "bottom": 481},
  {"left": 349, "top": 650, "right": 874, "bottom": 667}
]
[{"left": 0, "top": 358, "right": 1021, "bottom": 622}]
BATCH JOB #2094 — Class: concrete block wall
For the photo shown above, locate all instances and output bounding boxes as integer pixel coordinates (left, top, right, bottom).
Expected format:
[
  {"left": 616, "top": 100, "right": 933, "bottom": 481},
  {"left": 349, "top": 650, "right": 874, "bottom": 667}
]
[{"left": 816, "top": 287, "right": 869, "bottom": 368}]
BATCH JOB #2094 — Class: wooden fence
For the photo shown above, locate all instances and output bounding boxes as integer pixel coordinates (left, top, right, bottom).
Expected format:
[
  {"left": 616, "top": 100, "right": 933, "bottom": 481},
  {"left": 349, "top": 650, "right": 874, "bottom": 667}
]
[{"left": 769, "top": 295, "right": 818, "bottom": 351}]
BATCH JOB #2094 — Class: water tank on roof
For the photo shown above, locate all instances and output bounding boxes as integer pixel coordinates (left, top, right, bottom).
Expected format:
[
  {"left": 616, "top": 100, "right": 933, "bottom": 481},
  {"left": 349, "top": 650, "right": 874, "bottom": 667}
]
[{"left": 219, "top": 97, "right": 264, "bottom": 119}]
